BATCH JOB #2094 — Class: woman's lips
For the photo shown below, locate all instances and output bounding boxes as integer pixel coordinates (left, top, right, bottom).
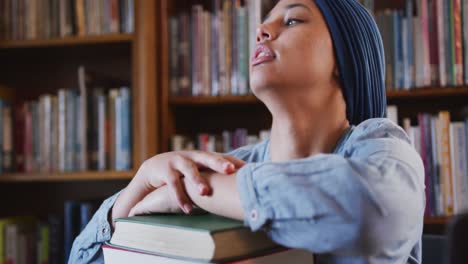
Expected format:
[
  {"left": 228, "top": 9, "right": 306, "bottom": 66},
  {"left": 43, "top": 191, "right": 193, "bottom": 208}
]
[{"left": 252, "top": 44, "right": 276, "bottom": 66}]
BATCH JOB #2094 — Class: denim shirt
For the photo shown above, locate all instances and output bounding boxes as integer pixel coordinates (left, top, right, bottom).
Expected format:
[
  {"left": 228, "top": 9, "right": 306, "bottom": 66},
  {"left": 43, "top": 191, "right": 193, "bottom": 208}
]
[{"left": 69, "top": 118, "right": 425, "bottom": 264}]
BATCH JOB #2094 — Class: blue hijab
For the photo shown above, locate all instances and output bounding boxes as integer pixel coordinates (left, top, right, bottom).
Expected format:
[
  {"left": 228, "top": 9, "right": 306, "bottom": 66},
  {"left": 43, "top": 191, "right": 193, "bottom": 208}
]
[{"left": 314, "top": 0, "right": 386, "bottom": 125}]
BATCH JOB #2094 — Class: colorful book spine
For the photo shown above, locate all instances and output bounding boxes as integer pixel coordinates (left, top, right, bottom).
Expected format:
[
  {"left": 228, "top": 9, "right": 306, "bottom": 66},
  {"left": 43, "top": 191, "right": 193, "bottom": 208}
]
[
  {"left": 453, "top": 0, "right": 464, "bottom": 85},
  {"left": 439, "top": 111, "right": 454, "bottom": 216}
]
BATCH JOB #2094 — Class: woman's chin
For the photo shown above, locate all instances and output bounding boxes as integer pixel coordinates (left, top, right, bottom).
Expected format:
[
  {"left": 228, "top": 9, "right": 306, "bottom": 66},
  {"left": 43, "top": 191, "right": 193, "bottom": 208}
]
[{"left": 250, "top": 75, "right": 281, "bottom": 93}]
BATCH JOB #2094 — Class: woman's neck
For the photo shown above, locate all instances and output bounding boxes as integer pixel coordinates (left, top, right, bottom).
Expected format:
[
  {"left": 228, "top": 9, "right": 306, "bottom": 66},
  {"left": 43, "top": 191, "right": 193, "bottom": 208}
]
[{"left": 268, "top": 93, "right": 349, "bottom": 162}]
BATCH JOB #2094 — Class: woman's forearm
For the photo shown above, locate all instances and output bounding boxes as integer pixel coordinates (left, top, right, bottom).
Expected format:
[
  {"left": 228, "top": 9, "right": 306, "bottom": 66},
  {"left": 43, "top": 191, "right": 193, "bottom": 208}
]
[{"left": 185, "top": 172, "right": 245, "bottom": 221}]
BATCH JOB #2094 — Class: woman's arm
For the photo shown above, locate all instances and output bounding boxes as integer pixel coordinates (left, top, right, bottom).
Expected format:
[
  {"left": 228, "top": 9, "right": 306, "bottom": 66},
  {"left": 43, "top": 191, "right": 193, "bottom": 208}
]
[
  {"left": 229, "top": 121, "right": 425, "bottom": 256},
  {"left": 132, "top": 120, "right": 425, "bottom": 258},
  {"left": 68, "top": 147, "right": 252, "bottom": 263},
  {"left": 67, "top": 192, "right": 121, "bottom": 264}
]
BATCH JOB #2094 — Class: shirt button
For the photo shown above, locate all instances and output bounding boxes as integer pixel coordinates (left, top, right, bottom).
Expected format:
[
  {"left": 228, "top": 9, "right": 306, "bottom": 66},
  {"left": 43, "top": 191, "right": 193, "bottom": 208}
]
[
  {"left": 250, "top": 209, "right": 258, "bottom": 221},
  {"left": 102, "top": 227, "right": 108, "bottom": 234}
]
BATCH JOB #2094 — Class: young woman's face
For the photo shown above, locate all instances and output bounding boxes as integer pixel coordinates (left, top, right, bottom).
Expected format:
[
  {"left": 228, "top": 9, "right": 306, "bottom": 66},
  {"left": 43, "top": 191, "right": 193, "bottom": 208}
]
[{"left": 250, "top": 0, "right": 337, "bottom": 98}]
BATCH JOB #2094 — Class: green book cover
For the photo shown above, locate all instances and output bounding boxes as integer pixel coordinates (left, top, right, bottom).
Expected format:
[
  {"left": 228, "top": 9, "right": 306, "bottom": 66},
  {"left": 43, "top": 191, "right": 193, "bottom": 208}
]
[{"left": 115, "top": 213, "right": 244, "bottom": 234}]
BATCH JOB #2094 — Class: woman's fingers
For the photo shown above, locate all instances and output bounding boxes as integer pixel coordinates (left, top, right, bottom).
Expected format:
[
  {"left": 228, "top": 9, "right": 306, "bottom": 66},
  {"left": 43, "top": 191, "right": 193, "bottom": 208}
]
[
  {"left": 221, "top": 155, "right": 247, "bottom": 168},
  {"left": 173, "top": 155, "right": 212, "bottom": 195},
  {"left": 165, "top": 172, "right": 193, "bottom": 214},
  {"left": 184, "top": 151, "right": 241, "bottom": 174},
  {"left": 129, "top": 187, "right": 182, "bottom": 216}
]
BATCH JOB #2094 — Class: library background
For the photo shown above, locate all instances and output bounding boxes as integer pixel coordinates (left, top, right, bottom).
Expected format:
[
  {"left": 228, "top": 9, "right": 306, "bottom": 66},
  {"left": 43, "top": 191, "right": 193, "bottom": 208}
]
[{"left": 0, "top": 0, "right": 467, "bottom": 263}]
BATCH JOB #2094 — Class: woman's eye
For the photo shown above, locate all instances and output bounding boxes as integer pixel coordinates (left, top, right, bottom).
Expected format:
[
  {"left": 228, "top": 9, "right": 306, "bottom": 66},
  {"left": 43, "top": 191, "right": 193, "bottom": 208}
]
[{"left": 285, "top": 18, "right": 302, "bottom": 26}]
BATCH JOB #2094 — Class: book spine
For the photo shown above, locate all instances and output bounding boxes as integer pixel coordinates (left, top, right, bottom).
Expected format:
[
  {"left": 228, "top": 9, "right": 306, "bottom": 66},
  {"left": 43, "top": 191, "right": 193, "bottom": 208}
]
[
  {"left": 98, "top": 91, "right": 107, "bottom": 171},
  {"left": 420, "top": 0, "right": 431, "bottom": 86},
  {"left": 65, "top": 91, "right": 75, "bottom": 171},
  {"left": 32, "top": 102, "right": 40, "bottom": 171},
  {"left": 37, "top": 223, "right": 50, "bottom": 264},
  {"left": 203, "top": 11, "right": 211, "bottom": 96},
  {"left": 58, "top": 90, "right": 66, "bottom": 172},
  {"left": 429, "top": 0, "right": 440, "bottom": 86},
  {"left": 453, "top": 0, "right": 464, "bottom": 85},
  {"left": 237, "top": 6, "right": 248, "bottom": 95},
  {"left": 119, "top": 87, "right": 131, "bottom": 170},
  {"left": 231, "top": 0, "right": 239, "bottom": 95},
  {"left": 108, "top": 89, "right": 118, "bottom": 170},
  {"left": 64, "top": 201, "right": 79, "bottom": 264},
  {"left": 464, "top": 0, "right": 468, "bottom": 84},
  {"left": 5, "top": 224, "right": 18, "bottom": 264},
  {"left": 406, "top": 0, "right": 414, "bottom": 88},
  {"left": 436, "top": 0, "right": 447, "bottom": 86},
  {"left": 78, "top": 66, "right": 88, "bottom": 171},
  {"left": 24, "top": 103, "right": 32, "bottom": 173},
  {"left": 48, "top": 216, "right": 63, "bottom": 264},
  {"left": 224, "top": 0, "right": 232, "bottom": 95},
  {"left": 115, "top": 90, "right": 123, "bottom": 170},
  {"left": 169, "top": 17, "right": 179, "bottom": 96},
  {"left": 211, "top": 2, "right": 220, "bottom": 96},
  {"left": 3, "top": 103, "right": 13, "bottom": 172},
  {"left": 402, "top": 16, "right": 409, "bottom": 89},
  {"left": 446, "top": 0, "right": 455, "bottom": 85},
  {"left": 79, "top": 202, "right": 93, "bottom": 231},
  {"left": 439, "top": 111, "right": 453, "bottom": 215},
  {"left": 14, "top": 103, "right": 24, "bottom": 172}
]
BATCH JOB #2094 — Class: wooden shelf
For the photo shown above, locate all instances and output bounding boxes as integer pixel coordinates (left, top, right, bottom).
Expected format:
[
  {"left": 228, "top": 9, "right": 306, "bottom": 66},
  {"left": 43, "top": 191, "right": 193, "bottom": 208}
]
[
  {"left": 387, "top": 87, "right": 468, "bottom": 99},
  {"left": 424, "top": 217, "right": 450, "bottom": 225},
  {"left": 169, "top": 95, "right": 259, "bottom": 105},
  {"left": 169, "top": 87, "right": 468, "bottom": 106},
  {"left": 0, "top": 170, "right": 135, "bottom": 182},
  {"left": 0, "top": 33, "right": 133, "bottom": 49}
]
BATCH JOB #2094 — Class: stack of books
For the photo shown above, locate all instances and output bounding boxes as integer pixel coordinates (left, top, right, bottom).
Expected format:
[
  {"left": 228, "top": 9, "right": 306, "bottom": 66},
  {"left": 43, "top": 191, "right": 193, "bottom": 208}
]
[{"left": 105, "top": 213, "right": 314, "bottom": 263}]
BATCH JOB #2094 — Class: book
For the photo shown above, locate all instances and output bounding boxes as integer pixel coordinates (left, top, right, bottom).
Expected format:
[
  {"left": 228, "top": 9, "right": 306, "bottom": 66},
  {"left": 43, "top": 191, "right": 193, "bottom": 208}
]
[
  {"left": 110, "top": 213, "right": 279, "bottom": 262},
  {"left": 103, "top": 243, "right": 314, "bottom": 264}
]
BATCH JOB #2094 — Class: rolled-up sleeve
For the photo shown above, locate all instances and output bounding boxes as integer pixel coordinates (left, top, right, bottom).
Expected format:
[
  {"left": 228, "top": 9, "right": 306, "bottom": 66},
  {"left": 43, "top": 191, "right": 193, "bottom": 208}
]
[
  {"left": 236, "top": 120, "right": 425, "bottom": 257},
  {"left": 68, "top": 191, "right": 121, "bottom": 264}
]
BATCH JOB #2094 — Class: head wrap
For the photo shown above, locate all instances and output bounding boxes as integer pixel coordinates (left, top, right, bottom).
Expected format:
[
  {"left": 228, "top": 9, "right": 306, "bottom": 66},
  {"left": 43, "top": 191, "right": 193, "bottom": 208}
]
[{"left": 314, "top": 0, "right": 386, "bottom": 125}]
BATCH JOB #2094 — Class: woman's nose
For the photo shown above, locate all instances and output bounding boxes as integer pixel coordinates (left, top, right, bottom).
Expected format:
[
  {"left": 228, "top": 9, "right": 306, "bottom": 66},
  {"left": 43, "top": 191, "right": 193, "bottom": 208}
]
[{"left": 256, "top": 23, "right": 275, "bottom": 43}]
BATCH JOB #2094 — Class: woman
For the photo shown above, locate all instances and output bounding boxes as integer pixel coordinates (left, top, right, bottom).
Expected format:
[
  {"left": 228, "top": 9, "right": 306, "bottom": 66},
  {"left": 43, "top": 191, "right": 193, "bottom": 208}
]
[{"left": 70, "top": 0, "right": 425, "bottom": 263}]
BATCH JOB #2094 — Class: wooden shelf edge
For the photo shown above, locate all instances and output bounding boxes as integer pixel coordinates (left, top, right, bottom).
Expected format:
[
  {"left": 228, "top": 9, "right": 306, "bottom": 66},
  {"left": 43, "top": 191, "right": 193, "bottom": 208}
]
[
  {"left": 169, "top": 87, "right": 468, "bottom": 105},
  {"left": 387, "top": 87, "right": 468, "bottom": 99},
  {"left": 0, "top": 33, "right": 134, "bottom": 48},
  {"left": 169, "top": 95, "right": 259, "bottom": 105},
  {"left": 424, "top": 217, "right": 451, "bottom": 225},
  {"left": 0, "top": 170, "right": 135, "bottom": 182}
]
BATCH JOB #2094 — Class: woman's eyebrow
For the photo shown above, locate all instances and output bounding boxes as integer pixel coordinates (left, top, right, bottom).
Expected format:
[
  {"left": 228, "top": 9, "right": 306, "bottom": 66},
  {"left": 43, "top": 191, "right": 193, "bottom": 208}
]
[{"left": 263, "top": 3, "right": 312, "bottom": 23}]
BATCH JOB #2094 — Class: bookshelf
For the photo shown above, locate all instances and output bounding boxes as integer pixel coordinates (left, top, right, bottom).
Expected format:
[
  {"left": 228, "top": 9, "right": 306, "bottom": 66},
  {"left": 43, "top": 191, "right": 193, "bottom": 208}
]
[
  {"left": 169, "top": 95, "right": 259, "bottom": 105},
  {"left": 0, "top": 0, "right": 159, "bottom": 219},
  {"left": 424, "top": 217, "right": 451, "bottom": 225},
  {"left": 0, "top": 33, "right": 133, "bottom": 49},
  {"left": 0, "top": 170, "right": 135, "bottom": 183}
]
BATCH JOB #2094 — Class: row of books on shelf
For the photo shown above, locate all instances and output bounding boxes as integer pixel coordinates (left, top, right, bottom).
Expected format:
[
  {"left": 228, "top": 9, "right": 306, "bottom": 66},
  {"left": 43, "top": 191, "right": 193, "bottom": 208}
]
[
  {"left": 171, "top": 129, "right": 270, "bottom": 153},
  {"left": 105, "top": 213, "right": 314, "bottom": 264},
  {"left": 169, "top": 0, "right": 262, "bottom": 97},
  {"left": 388, "top": 105, "right": 468, "bottom": 217},
  {"left": 376, "top": 0, "right": 468, "bottom": 90},
  {"left": 0, "top": 200, "right": 100, "bottom": 264},
  {"left": 0, "top": 0, "right": 134, "bottom": 41},
  {"left": 0, "top": 77, "right": 132, "bottom": 174}
]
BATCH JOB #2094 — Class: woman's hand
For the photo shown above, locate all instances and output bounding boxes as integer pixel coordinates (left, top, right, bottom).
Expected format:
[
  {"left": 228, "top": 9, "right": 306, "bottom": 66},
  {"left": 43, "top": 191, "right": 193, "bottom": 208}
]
[
  {"left": 128, "top": 185, "right": 182, "bottom": 216},
  {"left": 112, "top": 151, "right": 246, "bottom": 221}
]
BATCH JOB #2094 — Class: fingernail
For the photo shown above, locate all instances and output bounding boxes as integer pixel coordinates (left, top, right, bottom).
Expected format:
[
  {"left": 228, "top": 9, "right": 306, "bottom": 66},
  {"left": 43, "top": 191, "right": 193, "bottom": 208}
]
[
  {"left": 225, "top": 163, "right": 235, "bottom": 172},
  {"left": 183, "top": 204, "right": 192, "bottom": 214},
  {"left": 198, "top": 184, "right": 207, "bottom": 194}
]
